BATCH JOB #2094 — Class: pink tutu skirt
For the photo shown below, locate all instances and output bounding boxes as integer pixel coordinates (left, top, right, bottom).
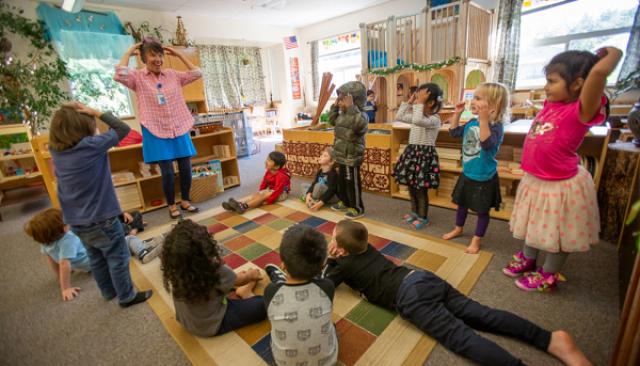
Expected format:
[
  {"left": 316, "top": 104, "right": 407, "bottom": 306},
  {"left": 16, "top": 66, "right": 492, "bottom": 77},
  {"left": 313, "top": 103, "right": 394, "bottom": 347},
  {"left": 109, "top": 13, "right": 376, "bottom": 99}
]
[{"left": 509, "top": 166, "right": 599, "bottom": 253}]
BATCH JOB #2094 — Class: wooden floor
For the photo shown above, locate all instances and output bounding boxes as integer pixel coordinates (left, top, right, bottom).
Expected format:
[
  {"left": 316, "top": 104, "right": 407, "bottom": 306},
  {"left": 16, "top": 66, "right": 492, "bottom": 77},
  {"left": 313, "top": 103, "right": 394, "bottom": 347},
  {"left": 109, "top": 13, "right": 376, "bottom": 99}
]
[{"left": 132, "top": 199, "right": 492, "bottom": 366}]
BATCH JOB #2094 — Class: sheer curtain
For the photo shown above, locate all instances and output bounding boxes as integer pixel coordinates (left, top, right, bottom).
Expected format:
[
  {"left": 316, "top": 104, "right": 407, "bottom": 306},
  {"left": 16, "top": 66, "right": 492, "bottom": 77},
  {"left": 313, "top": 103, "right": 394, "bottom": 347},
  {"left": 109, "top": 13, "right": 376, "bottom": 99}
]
[
  {"left": 493, "top": 0, "right": 524, "bottom": 91},
  {"left": 197, "top": 45, "right": 267, "bottom": 109},
  {"left": 618, "top": 4, "right": 640, "bottom": 82},
  {"left": 310, "top": 40, "right": 319, "bottom": 101}
]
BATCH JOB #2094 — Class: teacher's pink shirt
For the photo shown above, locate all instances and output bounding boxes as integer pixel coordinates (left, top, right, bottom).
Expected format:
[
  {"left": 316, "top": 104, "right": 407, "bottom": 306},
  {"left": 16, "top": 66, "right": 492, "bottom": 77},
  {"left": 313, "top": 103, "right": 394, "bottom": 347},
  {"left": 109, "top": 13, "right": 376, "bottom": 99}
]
[{"left": 114, "top": 66, "right": 202, "bottom": 138}]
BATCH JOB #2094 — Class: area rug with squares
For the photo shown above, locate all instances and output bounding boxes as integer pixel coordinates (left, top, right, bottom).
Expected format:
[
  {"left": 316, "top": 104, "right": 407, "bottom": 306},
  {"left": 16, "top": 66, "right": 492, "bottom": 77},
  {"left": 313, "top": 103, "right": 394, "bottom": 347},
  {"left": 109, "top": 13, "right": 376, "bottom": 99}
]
[{"left": 132, "top": 199, "right": 492, "bottom": 366}]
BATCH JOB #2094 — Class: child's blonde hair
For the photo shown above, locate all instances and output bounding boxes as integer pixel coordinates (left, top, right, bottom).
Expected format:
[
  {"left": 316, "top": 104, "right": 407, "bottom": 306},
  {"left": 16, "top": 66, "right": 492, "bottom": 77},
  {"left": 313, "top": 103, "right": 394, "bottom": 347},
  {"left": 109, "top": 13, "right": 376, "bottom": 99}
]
[
  {"left": 24, "top": 208, "right": 65, "bottom": 245},
  {"left": 475, "top": 82, "right": 510, "bottom": 124}
]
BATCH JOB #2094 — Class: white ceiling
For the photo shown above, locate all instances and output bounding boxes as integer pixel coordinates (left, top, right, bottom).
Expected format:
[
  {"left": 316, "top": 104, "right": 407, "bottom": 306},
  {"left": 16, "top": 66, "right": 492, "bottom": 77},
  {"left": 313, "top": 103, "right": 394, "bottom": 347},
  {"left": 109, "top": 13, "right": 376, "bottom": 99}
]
[{"left": 86, "top": 0, "right": 394, "bottom": 28}]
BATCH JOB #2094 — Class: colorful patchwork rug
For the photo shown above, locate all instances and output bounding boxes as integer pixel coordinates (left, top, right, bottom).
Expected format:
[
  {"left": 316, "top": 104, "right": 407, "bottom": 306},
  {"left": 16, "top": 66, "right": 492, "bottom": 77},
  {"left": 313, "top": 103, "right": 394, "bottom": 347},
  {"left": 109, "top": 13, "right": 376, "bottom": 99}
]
[{"left": 132, "top": 199, "right": 492, "bottom": 366}]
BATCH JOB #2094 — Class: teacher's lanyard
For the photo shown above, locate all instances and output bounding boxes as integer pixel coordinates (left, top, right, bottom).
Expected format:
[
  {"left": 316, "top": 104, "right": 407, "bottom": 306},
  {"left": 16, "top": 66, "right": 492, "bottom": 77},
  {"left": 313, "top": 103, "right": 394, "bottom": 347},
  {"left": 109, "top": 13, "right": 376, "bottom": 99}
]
[{"left": 156, "top": 83, "right": 167, "bottom": 106}]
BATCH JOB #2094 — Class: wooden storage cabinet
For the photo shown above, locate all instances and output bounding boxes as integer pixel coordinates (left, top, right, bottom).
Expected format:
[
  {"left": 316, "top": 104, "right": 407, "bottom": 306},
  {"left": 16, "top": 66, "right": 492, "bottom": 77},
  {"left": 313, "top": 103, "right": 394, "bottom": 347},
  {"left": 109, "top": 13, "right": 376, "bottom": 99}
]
[{"left": 32, "top": 128, "right": 240, "bottom": 213}]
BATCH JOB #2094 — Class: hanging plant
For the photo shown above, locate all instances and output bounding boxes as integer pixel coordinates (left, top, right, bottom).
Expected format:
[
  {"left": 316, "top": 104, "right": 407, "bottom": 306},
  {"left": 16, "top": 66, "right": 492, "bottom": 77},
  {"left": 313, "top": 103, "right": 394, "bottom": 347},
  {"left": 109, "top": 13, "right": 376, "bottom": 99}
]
[
  {"left": 368, "top": 57, "right": 461, "bottom": 76},
  {"left": 0, "top": 2, "right": 69, "bottom": 133},
  {"left": 124, "top": 21, "right": 170, "bottom": 44}
]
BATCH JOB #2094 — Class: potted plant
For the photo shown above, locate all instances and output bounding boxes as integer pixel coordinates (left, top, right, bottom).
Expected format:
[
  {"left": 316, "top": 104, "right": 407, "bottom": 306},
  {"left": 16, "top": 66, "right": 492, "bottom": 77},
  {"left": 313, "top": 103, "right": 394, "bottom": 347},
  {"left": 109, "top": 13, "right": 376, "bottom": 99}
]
[{"left": 0, "top": 2, "right": 69, "bottom": 133}]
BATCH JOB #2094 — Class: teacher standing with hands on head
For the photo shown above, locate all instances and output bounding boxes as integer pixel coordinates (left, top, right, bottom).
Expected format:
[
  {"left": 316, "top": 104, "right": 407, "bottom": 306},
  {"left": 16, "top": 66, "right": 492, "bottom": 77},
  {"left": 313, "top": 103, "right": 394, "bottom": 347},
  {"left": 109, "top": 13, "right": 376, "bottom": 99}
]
[{"left": 114, "top": 37, "right": 203, "bottom": 220}]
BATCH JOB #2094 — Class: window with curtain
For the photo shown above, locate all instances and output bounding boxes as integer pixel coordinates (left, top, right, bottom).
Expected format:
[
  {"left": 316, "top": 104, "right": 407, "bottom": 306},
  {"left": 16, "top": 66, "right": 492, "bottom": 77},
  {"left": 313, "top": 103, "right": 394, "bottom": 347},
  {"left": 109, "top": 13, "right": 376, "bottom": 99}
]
[
  {"left": 315, "top": 31, "right": 361, "bottom": 99},
  {"left": 516, "top": 0, "right": 636, "bottom": 88},
  {"left": 197, "top": 45, "right": 266, "bottom": 109},
  {"left": 36, "top": 3, "right": 134, "bottom": 117}
]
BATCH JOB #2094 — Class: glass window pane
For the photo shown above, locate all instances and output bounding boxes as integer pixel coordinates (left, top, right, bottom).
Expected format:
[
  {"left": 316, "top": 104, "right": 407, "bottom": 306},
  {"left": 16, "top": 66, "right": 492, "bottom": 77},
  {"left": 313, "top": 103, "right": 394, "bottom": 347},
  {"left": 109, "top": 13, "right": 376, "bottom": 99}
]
[
  {"left": 521, "top": 0, "right": 636, "bottom": 41},
  {"left": 569, "top": 32, "right": 631, "bottom": 82},
  {"left": 516, "top": 43, "right": 566, "bottom": 88}
]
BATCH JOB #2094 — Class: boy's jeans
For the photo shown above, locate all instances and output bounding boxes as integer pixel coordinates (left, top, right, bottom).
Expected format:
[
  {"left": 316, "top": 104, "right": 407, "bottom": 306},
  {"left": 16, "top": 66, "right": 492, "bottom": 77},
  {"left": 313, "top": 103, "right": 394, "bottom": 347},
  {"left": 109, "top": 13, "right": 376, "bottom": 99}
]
[{"left": 72, "top": 216, "right": 136, "bottom": 304}]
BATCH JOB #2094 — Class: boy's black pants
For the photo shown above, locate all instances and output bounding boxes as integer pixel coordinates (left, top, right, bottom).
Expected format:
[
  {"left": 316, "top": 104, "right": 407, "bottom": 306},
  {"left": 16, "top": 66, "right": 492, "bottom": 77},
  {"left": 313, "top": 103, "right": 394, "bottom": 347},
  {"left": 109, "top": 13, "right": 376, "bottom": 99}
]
[
  {"left": 395, "top": 271, "right": 551, "bottom": 366},
  {"left": 337, "top": 163, "right": 364, "bottom": 213}
]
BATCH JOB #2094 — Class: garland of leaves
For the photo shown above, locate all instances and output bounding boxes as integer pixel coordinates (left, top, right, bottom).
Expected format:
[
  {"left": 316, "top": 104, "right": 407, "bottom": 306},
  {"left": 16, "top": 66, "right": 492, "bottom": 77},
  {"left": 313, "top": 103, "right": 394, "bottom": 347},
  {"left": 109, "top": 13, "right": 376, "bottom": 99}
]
[
  {"left": 0, "top": 2, "right": 69, "bottom": 133},
  {"left": 368, "top": 56, "right": 461, "bottom": 76}
]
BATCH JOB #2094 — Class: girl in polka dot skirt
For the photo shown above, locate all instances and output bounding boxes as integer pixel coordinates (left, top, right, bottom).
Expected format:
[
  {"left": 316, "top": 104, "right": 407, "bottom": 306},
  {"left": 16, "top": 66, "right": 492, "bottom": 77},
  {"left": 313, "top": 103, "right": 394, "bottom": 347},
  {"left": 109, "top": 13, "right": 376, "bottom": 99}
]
[{"left": 504, "top": 47, "right": 623, "bottom": 292}]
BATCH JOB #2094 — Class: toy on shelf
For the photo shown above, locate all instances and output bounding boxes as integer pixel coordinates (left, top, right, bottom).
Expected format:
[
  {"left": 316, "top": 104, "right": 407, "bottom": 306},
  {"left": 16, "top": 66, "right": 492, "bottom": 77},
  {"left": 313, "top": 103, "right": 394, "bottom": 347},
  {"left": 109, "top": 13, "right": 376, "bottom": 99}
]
[{"left": 360, "top": 0, "right": 495, "bottom": 122}]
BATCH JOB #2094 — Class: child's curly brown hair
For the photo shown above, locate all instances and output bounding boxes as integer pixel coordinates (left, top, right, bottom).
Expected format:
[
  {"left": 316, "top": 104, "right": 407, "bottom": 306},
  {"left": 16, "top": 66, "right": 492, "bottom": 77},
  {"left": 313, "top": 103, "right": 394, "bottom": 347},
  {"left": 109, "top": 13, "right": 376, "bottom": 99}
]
[{"left": 160, "top": 219, "right": 223, "bottom": 303}]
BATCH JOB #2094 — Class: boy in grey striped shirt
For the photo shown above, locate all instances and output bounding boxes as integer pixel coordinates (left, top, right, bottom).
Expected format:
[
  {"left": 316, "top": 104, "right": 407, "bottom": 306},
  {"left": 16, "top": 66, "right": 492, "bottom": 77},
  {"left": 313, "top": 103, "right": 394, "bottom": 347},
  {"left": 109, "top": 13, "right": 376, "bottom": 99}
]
[{"left": 264, "top": 224, "right": 337, "bottom": 366}]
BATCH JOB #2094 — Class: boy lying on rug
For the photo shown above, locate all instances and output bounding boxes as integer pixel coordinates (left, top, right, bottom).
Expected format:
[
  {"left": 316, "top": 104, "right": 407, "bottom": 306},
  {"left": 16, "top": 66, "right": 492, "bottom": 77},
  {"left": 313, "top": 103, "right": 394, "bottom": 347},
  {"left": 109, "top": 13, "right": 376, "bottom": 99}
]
[
  {"left": 322, "top": 220, "right": 592, "bottom": 366},
  {"left": 222, "top": 151, "right": 291, "bottom": 214}
]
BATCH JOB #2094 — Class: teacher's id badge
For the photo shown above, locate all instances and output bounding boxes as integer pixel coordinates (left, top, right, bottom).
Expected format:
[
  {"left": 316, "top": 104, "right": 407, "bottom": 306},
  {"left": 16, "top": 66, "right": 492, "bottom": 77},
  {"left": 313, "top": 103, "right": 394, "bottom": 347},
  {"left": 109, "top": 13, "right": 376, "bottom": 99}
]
[{"left": 156, "top": 92, "right": 167, "bottom": 106}]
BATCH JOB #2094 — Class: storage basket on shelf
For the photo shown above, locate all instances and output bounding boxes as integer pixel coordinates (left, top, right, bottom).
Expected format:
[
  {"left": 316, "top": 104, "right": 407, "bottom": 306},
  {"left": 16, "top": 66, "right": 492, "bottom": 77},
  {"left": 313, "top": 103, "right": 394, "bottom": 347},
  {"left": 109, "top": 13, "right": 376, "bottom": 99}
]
[{"left": 190, "top": 165, "right": 218, "bottom": 203}]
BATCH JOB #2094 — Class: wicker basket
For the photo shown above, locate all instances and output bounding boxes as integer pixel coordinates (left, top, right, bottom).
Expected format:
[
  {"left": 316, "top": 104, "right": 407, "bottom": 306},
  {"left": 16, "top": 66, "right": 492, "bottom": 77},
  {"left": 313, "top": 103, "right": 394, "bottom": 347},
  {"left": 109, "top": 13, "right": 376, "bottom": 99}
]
[{"left": 190, "top": 167, "right": 218, "bottom": 203}]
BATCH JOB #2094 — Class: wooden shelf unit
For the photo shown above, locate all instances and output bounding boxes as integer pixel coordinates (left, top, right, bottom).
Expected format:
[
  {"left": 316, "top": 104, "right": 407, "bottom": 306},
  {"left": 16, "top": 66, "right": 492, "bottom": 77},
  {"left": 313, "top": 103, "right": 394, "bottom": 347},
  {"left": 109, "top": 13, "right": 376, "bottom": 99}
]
[
  {"left": 31, "top": 128, "right": 241, "bottom": 213},
  {"left": 390, "top": 119, "right": 610, "bottom": 220},
  {"left": 0, "top": 124, "right": 45, "bottom": 196}
]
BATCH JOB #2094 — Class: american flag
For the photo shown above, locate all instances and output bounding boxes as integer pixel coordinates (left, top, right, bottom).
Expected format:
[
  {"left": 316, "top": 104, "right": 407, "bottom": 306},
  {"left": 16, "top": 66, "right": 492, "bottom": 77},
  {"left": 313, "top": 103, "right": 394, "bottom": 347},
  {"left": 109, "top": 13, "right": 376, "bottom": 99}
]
[{"left": 283, "top": 35, "right": 298, "bottom": 49}]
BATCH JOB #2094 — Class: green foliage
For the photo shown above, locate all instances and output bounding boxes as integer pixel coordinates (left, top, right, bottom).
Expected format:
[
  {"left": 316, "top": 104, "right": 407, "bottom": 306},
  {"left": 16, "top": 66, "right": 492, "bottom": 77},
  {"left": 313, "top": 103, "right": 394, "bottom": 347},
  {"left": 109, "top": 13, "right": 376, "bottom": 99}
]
[
  {"left": 124, "top": 21, "right": 170, "bottom": 43},
  {"left": 369, "top": 57, "right": 461, "bottom": 76},
  {"left": 0, "top": 1, "right": 69, "bottom": 133},
  {"left": 68, "top": 62, "right": 131, "bottom": 116},
  {"left": 626, "top": 200, "right": 640, "bottom": 251}
]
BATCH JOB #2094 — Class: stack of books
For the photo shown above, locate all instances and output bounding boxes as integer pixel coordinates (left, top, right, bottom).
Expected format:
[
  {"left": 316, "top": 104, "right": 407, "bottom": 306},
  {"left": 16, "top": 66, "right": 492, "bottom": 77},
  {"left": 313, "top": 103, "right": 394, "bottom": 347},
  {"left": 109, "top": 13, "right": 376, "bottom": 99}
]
[
  {"left": 437, "top": 173, "right": 458, "bottom": 199},
  {"left": 499, "top": 183, "right": 515, "bottom": 211},
  {"left": 513, "top": 148, "right": 523, "bottom": 163},
  {"left": 211, "top": 145, "right": 231, "bottom": 158},
  {"left": 436, "top": 147, "right": 462, "bottom": 170},
  {"left": 139, "top": 162, "right": 157, "bottom": 178}
]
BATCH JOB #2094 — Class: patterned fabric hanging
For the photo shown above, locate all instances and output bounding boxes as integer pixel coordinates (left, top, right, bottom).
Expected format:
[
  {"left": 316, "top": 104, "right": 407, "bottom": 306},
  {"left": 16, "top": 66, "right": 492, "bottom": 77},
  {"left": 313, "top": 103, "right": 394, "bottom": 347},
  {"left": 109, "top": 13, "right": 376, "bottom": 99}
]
[
  {"left": 493, "top": 0, "right": 524, "bottom": 91},
  {"left": 197, "top": 45, "right": 267, "bottom": 109}
]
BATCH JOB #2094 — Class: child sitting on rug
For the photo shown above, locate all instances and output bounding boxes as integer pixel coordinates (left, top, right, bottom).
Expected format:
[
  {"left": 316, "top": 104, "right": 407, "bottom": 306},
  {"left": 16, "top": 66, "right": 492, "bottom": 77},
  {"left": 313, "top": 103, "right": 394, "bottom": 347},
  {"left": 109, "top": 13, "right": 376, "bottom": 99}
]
[
  {"left": 49, "top": 101, "right": 152, "bottom": 307},
  {"left": 301, "top": 147, "right": 338, "bottom": 212},
  {"left": 118, "top": 211, "right": 162, "bottom": 264},
  {"left": 24, "top": 208, "right": 91, "bottom": 302},
  {"left": 263, "top": 224, "right": 338, "bottom": 366},
  {"left": 322, "top": 220, "right": 592, "bottom": 366},
  {"left": 442, "top": 82, "right": 510, "bottom": 254},
  {"left": 161, "top": 219, "right": 266, "bottom": 337},
  {"left": 222, "top": 151, "right": 291, "bottom": 214}
]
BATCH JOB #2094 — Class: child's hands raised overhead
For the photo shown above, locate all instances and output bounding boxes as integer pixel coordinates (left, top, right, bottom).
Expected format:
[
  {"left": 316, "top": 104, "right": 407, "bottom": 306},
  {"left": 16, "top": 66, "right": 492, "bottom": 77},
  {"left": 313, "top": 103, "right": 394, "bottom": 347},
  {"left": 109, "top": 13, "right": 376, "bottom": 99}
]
[
  {"left": 408, "top": 92, "right": 417, "bottom": 104},
  {"left": 475, "top": 100, "right": 493, "bottom": 122},
  {"left": 65, "top": 101, "right": 101, "bottom": 117},
  {"left": 342, "top": 94, "right": 354, "bottom": 108},
  {"left": 416, "top": 89, "right": 430, "bottom": 104},
  {"left": 454, "top": 101, "right": 466, "bottom": 115}
]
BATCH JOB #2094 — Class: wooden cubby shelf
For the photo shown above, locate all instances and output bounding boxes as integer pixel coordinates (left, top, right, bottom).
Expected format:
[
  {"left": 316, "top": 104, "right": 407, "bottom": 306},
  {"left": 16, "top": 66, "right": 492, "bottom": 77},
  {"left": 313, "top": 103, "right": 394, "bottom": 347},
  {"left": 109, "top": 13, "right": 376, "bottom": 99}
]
[
  {"left": 32, "top": 127, "right": 241, "bottom": 213},
  {"left": 390, "top": 120, "right": 610, "bottom": 220}
]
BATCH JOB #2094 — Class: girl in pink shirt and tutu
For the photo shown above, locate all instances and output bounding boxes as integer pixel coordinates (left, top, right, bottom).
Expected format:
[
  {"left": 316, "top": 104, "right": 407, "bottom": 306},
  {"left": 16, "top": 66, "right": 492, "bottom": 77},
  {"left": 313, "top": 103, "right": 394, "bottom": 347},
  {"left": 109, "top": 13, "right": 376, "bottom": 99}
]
[{"left": 503, "top": 47, "right": 623, "bottom": 292}]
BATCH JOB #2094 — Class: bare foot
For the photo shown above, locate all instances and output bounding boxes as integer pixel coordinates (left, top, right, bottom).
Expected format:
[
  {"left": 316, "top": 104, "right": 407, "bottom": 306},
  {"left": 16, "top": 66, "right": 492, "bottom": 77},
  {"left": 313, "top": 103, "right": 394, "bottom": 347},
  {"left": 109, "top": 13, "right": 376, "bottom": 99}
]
[
  {"left": 442, "top": 226, "right": 463, "bottom": 240},
  {"left": 547, "top": 330, "right": 592, "bottom": 366},
  {"left": 235, "top": 280, "right": 257, "bottom": 299},
  {"left": 465, "top": 236, "right": 481, "bottom": 254}
]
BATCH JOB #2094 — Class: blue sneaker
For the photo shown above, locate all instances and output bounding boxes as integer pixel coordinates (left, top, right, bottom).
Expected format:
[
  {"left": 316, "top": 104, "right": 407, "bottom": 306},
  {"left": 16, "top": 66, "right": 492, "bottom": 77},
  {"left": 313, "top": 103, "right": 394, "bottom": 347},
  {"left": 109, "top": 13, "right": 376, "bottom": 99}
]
[{"left": 411, "top": 217, "right": 429, "bottom": 230}]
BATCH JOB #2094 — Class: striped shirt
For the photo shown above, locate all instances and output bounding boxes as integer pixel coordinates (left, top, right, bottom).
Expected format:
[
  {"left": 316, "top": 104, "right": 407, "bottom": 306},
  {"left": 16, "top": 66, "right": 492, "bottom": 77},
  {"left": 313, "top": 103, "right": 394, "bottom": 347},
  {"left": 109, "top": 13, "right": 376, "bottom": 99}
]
[
  {"left": 114, "top": 66, "right": 202, "bottom": 138},
  {"left": 396, "top": 102, "right": 441, "bottom": 145}
]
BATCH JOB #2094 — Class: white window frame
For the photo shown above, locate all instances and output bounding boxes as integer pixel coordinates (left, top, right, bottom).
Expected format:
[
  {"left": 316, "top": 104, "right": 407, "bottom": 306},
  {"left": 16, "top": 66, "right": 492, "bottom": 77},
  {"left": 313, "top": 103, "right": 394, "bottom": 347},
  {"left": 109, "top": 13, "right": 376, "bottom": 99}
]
[{"left": 516, "top": 0, "right": 633, "bottom": 90}]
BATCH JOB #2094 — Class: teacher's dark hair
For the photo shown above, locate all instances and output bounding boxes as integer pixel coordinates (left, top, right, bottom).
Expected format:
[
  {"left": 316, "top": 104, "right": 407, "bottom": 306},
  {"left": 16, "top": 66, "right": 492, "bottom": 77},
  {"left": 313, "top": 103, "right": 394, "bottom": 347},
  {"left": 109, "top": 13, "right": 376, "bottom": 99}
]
[{"left": 140, "top": 37, "right": 164, "bottom": 64}]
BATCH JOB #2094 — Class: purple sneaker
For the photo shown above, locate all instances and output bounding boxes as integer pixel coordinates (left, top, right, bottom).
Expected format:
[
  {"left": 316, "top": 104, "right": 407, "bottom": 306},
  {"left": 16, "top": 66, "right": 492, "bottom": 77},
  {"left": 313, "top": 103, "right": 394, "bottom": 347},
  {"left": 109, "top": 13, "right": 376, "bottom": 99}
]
[
  {"left": 515, "top": 268, "right": 566, "bottom": 292},
  {"left": 502, "top": 251, "right": 536, "bottom": 277}
]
